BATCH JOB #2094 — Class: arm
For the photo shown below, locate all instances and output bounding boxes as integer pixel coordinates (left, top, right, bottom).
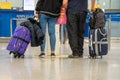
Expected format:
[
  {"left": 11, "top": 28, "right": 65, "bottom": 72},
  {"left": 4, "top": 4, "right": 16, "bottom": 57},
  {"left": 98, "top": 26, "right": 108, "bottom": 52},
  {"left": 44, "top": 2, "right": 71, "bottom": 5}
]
[
  {"left": 35, "top": 0, "right": 44, "bottom": 12},
  {"left": 91, "top": 0, "right": 96, "bottom": 11},
  {"left": 34, "top": 0, "right": 43, "bottom": 18},
  {"left": 62, "top": 0, "right": 68, "bottom": 9}
]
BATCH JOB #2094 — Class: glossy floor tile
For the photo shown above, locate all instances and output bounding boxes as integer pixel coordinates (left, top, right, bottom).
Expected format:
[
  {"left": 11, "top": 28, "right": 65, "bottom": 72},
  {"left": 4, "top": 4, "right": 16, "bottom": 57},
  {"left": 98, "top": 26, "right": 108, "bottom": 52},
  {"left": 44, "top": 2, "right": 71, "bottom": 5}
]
[{"left": 0, "top": 39, "right": 120, "bottom": 80}]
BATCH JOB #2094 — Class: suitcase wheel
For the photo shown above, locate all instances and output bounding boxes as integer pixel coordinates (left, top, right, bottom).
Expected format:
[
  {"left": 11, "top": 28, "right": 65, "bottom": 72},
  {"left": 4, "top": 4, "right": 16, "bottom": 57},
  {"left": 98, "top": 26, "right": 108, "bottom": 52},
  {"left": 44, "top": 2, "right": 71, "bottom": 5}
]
[
  {"left": 17, "top": 54, "right": 24, "bottom": 58},
  {"left": 9, "top": 51, "right": 12, "bottom": 55},
  {"left": 18, "top": 54, "right": 21, "bottom": 58},
  {"left": 18, "top": 54, "right": 24, "bottom": 58},
  {"left": 21, "top": 55, "right": 25, "bottom": 58},
  {"left": 13, "top": 53, "right": 18, "bottom": 58},
  {"left": 89, "top": 55, "right": 97, "bottom": 59},
  {"left": 9, "top": 51, "right": 15, "bottom": 55},
  {"left": 14, "top": 53, "right": 24, "bottom": 59},
  {"left": 89, "top": 56, "right": 103, "bottom": 59}
]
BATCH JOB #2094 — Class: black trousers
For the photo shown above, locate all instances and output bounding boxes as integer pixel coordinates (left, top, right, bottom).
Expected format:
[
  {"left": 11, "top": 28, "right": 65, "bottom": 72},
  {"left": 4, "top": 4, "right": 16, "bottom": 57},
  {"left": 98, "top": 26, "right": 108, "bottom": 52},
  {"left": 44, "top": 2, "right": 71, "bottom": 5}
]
[{"left": 67, "top": 11, "right": 87, "bottom": 56}]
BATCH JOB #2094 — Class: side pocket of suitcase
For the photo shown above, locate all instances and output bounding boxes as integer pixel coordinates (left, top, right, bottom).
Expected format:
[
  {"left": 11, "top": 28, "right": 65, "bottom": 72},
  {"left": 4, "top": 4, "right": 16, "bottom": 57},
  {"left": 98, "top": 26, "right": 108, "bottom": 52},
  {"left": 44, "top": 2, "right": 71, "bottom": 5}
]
[{"left": 98, "top": 28, "right": 108, "bottom": 56}]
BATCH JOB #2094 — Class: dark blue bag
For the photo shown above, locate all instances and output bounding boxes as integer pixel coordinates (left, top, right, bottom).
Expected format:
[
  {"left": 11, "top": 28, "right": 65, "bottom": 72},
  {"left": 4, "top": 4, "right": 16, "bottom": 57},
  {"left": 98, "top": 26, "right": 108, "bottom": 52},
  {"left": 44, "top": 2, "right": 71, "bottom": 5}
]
[{"left": 89, "top": 28, "right": 108, "bottom": 58}]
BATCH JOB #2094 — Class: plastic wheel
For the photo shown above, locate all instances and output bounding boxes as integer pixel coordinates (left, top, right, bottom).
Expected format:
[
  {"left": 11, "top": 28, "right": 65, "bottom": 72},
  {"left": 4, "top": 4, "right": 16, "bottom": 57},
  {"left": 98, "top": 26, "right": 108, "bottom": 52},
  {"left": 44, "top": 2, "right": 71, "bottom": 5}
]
[
  {"left": 100, "top": 56, "right": 102, "bottom": 59},
  {"left": 9, "top": 51, "right": 12, "bottom": 55},
  {"left": 13, "top": 52, "right": 18, "bottom": 58},
  {"left": 17, "top": 54, "right": 21, "bottom": 58},
  {"left": 21, "top": 55, "right": 24, "bottom": 58}
]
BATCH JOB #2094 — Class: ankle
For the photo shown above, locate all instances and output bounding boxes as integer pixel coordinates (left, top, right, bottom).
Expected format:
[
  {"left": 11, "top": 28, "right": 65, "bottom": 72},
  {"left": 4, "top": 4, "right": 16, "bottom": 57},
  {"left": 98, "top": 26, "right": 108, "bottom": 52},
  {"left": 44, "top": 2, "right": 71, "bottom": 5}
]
[
  {"left": 40, "top": 53, "right": 45, "bottom": 55},
  {"left": 41, "top": 51, "right": 45, "bottom": 53},
  {"left": 51, "top": 53, "right": 55, "bottom": 54},
  {"left": 51, "top": 50, "right": 55, "bottom": 54}
]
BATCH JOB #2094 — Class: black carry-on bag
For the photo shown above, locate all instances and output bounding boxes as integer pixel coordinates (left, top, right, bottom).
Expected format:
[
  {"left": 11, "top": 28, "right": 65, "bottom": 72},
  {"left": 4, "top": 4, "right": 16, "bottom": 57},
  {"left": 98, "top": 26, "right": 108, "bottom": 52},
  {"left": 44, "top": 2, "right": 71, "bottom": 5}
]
[{"left": 89, "top": 8, "right": 106, "bottom": 29}]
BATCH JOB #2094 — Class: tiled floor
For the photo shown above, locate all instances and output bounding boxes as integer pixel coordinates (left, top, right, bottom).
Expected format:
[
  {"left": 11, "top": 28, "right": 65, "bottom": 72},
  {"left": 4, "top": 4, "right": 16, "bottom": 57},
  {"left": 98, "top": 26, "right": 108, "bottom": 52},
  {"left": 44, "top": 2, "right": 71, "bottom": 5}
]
[{"left": 0, "top": 38, "right": 120, "bottom": 80}]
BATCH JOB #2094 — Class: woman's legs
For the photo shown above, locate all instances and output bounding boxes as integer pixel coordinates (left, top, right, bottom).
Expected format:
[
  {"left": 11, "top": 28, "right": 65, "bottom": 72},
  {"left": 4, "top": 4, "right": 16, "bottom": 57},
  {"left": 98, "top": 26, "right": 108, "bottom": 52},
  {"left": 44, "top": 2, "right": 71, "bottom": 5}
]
[
  {"left": 39, "top": 14, "right": 47, "bottom": 53},
  {"left": 48, "top": 17, "right": 57, "bottom": 54},
  {"left": 39, "top": 14, "right": 56, "bottom": 56}
]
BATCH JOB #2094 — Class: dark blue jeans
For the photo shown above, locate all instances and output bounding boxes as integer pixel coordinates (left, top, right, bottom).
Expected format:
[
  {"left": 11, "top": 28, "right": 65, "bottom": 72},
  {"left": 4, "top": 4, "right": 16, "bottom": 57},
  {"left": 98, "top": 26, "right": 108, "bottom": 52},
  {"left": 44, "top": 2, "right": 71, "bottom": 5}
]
[
  {"left": 67, "top": 11, "right": 87, "bottom": 56},
  {"left": 39, "top": 14, "right": 57, "bottom": 51}
]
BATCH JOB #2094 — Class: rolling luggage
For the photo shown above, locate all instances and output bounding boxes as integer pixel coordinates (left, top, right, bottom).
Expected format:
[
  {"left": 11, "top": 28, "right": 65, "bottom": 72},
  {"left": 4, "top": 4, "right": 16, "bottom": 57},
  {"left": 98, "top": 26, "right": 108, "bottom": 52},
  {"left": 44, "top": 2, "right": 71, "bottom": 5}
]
[
  {"left": 89, "top": 28, "right": 108, "bottom": 59},
  {"left": 7, "top": 26, "right": 31, "bottom": 58}
]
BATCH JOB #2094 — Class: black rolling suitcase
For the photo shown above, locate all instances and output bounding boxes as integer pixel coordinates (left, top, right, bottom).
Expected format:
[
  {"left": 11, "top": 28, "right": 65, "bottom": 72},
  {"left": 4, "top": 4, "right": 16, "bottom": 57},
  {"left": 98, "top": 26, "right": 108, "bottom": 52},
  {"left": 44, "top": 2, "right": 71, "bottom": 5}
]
[{"left": 89, "top": 28, "right": 108, "bottom": 59}]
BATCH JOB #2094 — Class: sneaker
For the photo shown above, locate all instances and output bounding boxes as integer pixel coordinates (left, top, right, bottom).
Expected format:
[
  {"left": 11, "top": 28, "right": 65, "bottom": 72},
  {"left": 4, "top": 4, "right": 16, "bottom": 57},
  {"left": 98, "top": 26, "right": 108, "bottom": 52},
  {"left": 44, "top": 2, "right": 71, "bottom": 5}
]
[
  {"left": 39, "top": 53, "right": 45, "bottom": 58},
  {"left": 51, "top": 53, "right": 56, "bottom": 57},
  {"left": 68, "top": 54, "right": 83, "bottom": 58}
]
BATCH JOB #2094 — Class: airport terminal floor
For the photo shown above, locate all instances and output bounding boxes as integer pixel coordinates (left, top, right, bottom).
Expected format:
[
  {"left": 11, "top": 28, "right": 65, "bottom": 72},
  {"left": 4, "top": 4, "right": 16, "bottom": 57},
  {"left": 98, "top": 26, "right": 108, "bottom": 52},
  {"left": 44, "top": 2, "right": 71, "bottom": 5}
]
[
  {"left": 0, "top": 35, "right": 120, "bottom": 80},
  {"left": 0, "top": 0, "right": 120, "bottom": 80}
]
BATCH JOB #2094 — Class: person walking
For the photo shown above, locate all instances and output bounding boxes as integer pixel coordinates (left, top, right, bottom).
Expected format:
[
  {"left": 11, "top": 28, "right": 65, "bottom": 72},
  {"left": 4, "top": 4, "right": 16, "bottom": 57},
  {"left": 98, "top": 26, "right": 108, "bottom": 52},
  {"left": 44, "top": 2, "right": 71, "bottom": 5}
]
[
  {"left": 64, "top": 0, "right": 96, "bottom": 58},
  {"left": 34, "top": 0, "right": 63, "bottom": 57}
]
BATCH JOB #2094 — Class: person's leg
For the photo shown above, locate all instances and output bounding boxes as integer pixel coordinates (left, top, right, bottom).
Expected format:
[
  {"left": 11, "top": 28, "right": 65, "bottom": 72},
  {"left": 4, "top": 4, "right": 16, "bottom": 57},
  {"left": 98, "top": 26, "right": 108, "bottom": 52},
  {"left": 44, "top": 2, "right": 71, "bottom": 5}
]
[
  {"left": 63, "top": 24, "right": 68, "bottom": 44},
  {"left": 59, "top": 24, "right": 66, "bottom": 44},
  {"left": 39, "top": 14, "right": 48, "bottom": 57},
  {"left": 48, "top": 17, "right": 57, "bottom": 56},
  {"left": 59, "top": 24, "right": 62, "bottom": 43},
  {"left": 67, "top": 12, "right": 79, "bottom": 56},
  {"left": 78, "top": 12, "right": 87, "bottom": 55}
]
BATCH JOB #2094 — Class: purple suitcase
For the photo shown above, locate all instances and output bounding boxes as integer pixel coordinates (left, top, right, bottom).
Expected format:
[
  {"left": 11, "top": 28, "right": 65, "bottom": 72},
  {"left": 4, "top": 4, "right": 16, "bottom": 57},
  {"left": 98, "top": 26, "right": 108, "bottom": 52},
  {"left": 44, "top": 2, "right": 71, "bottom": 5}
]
[{"left": 7, "top": 26, "right": 31, "bottom": 58}]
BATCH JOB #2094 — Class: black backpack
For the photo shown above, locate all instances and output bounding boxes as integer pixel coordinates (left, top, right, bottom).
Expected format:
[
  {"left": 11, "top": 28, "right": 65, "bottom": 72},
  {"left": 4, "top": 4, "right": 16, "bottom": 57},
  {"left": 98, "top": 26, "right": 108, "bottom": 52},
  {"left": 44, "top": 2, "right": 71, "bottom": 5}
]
[{"left": 89, "top": 8, "right": 106, "bottom": 29}]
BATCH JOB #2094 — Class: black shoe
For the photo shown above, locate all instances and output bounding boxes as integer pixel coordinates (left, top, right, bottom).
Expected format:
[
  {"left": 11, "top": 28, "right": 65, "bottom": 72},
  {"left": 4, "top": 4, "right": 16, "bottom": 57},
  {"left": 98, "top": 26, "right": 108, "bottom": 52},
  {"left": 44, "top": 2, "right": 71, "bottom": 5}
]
[
  {"left": 68, "top": 54, "right": 83, "bottom": 58},
  {"left": 51, "top": 53, "right": 56, "bottom": 57},
  {"left": 78, "top": 53, "right": 83, "bottom": 57},
  {"left": 39, "top": 53, "right": 45, "bottom": 58}
]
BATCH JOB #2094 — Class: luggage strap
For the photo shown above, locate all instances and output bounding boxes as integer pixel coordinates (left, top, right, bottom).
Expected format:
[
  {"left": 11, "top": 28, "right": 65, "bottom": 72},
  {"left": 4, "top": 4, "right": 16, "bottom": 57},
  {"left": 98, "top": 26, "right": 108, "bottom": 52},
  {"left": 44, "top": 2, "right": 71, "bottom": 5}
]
[{"left": 13, "top": 36, "right": 29, "bottom": 44}]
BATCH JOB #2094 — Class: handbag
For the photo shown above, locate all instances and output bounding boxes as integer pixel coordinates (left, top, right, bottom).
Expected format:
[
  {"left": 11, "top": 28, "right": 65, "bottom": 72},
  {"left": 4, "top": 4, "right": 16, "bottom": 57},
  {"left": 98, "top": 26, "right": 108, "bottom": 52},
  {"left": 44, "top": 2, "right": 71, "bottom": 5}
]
[{"left": 56, "top": 8, "right": 66, "bottom": 24}]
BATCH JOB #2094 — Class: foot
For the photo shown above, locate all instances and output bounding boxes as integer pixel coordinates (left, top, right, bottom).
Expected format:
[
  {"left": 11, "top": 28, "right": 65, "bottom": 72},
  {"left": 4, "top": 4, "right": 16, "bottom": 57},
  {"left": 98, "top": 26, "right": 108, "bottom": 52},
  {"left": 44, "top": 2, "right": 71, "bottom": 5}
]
[
  {"left": 39, "top": 53, "right": 45, "bottom": 58},
  {"left": 68, "top": 54, "right": 83, "bottom": 58},
  {"left": 51, "top": 53, "right": 56, "bottom": 57}
]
